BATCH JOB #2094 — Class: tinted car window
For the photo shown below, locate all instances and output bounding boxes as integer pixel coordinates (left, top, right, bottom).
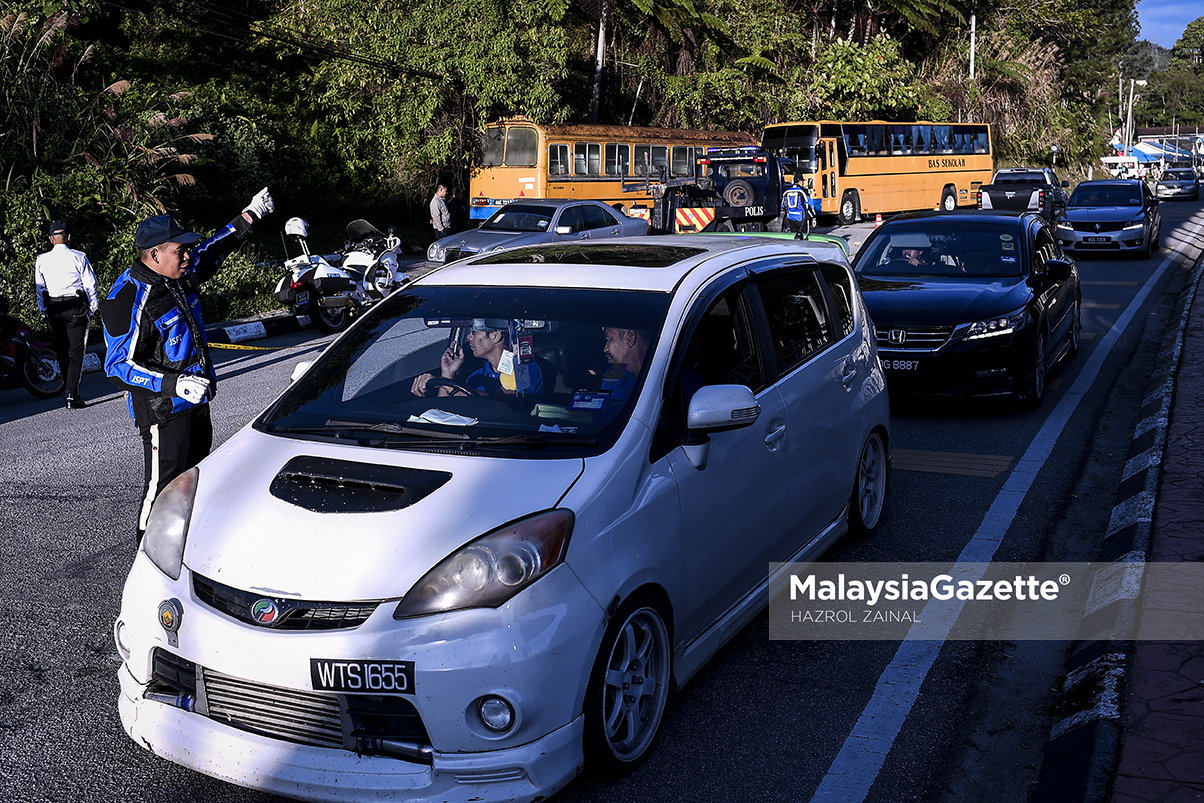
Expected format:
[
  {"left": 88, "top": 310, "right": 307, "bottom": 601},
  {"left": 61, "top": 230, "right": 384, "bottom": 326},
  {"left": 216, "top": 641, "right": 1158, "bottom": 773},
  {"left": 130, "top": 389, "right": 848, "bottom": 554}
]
[
  {"left": 481, "top": 205, "right": 555, "bottom": 232},
  {"left": 757, "top": 270, "right": 835, "bottom": 373},
  {"left": 856, "top": 221, "right": 1026, "bottom": 279},
  {"left": 582, "top": 204, "right": 617, "bottom": 230},
  {"left": 1068, "top": 186, "right": 1141, "bottom": 206},
  {"left": 819, "top": 264, "right": 855, "bottom": 339},
  {"left": 558, "top": 206, "right": 586, "bottom": 233}
]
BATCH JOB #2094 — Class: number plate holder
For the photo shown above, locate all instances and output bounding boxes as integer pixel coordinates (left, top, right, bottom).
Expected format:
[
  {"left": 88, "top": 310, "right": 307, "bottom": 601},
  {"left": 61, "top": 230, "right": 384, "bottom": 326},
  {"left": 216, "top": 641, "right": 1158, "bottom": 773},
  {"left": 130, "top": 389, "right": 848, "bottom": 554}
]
[
  {"left": 1083, "top": 236, "right": 1110, "bottom": 243},
  {"left": 310, "top": 659, "right": 415, "bottom": 694}
]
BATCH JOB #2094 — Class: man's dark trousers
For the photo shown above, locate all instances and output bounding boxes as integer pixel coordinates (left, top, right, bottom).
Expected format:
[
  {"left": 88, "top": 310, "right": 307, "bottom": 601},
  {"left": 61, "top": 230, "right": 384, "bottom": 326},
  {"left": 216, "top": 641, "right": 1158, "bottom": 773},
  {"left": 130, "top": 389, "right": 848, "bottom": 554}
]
[
  {"left": 45, "top": 295, "right": 88, "bottom": 397},
  {"left": 137, "top": 405, "right": 212, "bottom": 542}
]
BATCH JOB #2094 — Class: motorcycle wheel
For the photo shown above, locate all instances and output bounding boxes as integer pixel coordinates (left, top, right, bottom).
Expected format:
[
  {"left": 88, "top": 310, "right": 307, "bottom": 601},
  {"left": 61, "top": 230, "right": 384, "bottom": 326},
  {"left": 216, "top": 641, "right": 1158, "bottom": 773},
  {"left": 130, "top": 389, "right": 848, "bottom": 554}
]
[
  {"left": 312, "top": 297, "right": 350, "bottom": 334},
  {"left": 19, "top": 348, "right": 66, "bottom": 399}
]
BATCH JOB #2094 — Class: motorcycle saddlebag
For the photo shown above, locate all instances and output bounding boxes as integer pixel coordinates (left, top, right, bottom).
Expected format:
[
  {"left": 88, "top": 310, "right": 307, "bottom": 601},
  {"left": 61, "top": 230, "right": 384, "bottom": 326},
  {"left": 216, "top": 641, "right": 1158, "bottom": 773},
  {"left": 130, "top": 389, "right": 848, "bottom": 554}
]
[
  {"left": 313, "top": 275, "right": 353, "bottom": 293},
  {"left": 274, "top": 283, "right": 297, "bottom": 305}
]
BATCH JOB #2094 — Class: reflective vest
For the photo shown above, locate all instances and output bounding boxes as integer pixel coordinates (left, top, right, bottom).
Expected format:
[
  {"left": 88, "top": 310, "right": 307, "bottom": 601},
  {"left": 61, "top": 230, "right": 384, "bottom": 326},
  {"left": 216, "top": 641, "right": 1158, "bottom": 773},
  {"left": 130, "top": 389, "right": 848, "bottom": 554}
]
[{"left": 783, "top": 187, "right": 808, "bottom": 222}]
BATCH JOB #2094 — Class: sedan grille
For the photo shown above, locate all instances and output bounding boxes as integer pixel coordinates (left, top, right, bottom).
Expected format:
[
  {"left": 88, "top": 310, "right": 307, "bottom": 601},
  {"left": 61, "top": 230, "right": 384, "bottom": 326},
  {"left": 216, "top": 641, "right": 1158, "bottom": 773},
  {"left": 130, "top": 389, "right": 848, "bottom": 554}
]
[
  {"left": 1070, "top": 221, "right": 1125, "bottom": 232},
  {"left": 445, "top": 247, "right": 478, "bottom": 262},
  {"left": 193, "top": 573, "right": 379, "bottom": 631},
  {"left": 876, "top": 326, "right": 953, "bottom": 351}
]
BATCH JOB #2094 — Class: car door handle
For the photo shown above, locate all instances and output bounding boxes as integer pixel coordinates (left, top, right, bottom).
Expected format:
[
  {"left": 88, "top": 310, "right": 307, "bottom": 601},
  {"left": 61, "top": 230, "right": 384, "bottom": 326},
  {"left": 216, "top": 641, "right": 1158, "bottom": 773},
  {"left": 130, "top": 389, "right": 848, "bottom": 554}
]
[
  {"left": 841, "top": 364, "right": 858, "bottom": 386},
  {"left": 764, "top": 423, "right": 786, "bottom": 447}
]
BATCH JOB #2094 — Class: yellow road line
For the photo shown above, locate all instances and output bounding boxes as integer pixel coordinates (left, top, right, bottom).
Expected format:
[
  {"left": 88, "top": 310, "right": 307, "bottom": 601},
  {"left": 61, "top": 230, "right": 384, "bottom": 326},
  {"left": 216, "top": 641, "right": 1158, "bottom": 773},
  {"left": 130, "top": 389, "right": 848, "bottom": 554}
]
[{"left": 209, "top": 342, "right": 277, "bottom": 351}]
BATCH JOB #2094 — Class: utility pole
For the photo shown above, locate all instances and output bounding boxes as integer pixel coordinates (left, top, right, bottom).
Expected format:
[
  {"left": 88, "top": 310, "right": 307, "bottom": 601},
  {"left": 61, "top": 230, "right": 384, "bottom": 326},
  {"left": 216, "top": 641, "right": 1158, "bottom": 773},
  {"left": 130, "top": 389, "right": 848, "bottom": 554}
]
[
  {"left": 968, "top": 13, "right": 976, "bottom": 123},
  {"left": 590, "top": 3, "right": 609, "bottom": 124}
]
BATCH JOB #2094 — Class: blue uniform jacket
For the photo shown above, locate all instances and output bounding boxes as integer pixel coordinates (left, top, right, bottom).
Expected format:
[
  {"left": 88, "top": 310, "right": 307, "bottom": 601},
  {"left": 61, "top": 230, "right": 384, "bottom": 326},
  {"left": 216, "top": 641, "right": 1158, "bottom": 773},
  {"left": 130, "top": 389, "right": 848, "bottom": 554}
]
[{"left": 101, "top": 216, "right": 252, "bottom": 427}]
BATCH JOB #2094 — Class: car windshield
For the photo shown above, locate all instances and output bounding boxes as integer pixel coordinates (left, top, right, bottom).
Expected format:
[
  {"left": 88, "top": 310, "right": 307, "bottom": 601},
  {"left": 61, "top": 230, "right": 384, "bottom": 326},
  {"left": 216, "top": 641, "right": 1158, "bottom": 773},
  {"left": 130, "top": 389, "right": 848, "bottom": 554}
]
[
  {"left": 854, "top": 222, "right": 1026, "bottom": 279},
  {"left": 995, "top": 172, "right": 1045, "bottom": 184},
  {"left": 1162, "top": 170, "right": 1195, "bottom": 181},
  {"left": 481, "top": 205, "right": 556, "bottom": 232},
  {"left": 1068, "top": 186, "right": 1142, "bottom": 206},
  {"left": 258, "top": 285, "right": 672, "bottom": 455}
]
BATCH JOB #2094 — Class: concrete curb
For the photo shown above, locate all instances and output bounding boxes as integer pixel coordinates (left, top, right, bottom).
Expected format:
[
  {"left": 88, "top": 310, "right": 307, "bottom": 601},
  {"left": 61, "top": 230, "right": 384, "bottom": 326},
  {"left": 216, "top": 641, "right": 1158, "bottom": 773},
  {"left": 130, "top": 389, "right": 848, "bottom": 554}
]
[
  {"left": 82, "top": 311, "right": 308, "bottom": 374},
  {"left": 1031, "top": 255, "right": 1204, "bottom": 803}
]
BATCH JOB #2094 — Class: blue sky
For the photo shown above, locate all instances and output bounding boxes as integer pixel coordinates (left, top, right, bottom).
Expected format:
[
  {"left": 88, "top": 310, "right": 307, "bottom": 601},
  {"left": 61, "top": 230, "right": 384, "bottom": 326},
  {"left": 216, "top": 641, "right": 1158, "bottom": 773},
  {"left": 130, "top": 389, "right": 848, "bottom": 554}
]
[{"left": 1137, "top": 0, "right": 1195, "bottom": 48}]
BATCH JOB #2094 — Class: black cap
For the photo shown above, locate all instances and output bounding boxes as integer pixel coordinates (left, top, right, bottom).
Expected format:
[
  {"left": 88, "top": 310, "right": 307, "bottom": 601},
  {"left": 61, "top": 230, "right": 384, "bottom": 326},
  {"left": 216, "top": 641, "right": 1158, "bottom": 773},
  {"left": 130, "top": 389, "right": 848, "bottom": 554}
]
[
  {"left": 135, "top": 215, "right": 201, "bottom": 250},
  {"left": 48, "top": 220, "right": 69, "bottom": 236}
]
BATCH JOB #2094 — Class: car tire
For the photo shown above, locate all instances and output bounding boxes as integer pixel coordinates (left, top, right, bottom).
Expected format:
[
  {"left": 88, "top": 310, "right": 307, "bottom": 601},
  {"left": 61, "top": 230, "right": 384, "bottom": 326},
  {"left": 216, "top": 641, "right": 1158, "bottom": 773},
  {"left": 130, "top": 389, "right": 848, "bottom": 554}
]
[
  {"left": 1152, "top": 224, "right": 1161, "bottom": 252},
  {"left": 839, "top": 190, "right": 859, "bottom": 225},
  {"left": 313, "top": 296, "right": 350, "bottom": 334},
  {"left": 1020, "top": 332, "right": 1047, "bottom": 409},
  {"left": 941, "top": 187, "right": 957, "bottom": 212},
  {"left": 724, "top": 179, "right": 756, "bottom": 207},
  {"left": 583, "top": 594, "right": 671, "bottom": 778},
  {"left": 1067, "top": 298, "right": 1081, "bottom": 358},
  {"left": 847, "top": 430, "right": 887, "bottom": 539}
]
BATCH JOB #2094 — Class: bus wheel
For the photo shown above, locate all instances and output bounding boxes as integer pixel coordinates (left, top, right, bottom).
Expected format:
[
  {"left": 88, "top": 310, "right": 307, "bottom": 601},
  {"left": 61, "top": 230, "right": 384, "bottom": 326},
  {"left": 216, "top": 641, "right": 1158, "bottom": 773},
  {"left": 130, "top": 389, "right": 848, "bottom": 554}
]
[
  {"left": 839, "top": 190, "right": 859, "bottom": 226},
  {"left": 941, "top": 187, "right": 957, "bottom": 211}
]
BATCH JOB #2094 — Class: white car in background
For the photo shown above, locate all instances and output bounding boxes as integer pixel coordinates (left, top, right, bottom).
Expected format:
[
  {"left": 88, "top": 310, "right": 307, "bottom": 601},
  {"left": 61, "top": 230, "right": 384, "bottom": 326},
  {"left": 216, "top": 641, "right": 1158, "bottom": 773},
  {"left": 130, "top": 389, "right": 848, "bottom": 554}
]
[
  {"left": 115, "top": 236, "right": 890, "bottom": 802},
  {"left": 426, "top": 198, "right": 648, "bottom": 264}
]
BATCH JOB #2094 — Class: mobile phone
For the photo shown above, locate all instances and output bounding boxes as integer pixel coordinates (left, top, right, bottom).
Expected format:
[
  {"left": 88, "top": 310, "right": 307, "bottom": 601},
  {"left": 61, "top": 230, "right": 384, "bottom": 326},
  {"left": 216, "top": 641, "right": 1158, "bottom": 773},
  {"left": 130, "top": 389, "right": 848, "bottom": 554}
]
[{"left": 448, "top": 325, "right": 465, "bottom": 356}]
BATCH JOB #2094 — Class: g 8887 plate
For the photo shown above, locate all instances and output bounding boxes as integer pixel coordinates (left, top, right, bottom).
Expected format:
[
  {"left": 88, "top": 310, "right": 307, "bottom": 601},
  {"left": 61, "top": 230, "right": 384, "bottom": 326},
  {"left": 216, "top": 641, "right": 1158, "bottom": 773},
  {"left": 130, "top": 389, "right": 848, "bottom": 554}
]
[{"left": 310, "top": 659, "right": 415, "bottom": 694}]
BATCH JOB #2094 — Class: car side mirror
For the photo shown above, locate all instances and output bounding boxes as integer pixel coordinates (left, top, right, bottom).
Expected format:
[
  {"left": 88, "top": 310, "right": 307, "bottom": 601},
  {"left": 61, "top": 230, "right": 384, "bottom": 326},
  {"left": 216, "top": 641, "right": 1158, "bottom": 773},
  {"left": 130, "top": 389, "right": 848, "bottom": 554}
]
[
  {"left": 680, "top": 384, "right": 761, "bottom": 470},
  {"left": 1062, "top": 180, "right": 1069, "bottom": 188},
  {"left": 290, "top": 361, "right": 313, "bottom": 383},
  {"left": 1040, "top": 259, "right": 1073, "bottom": 281},
  {"left": 555, "top": 225, "right": 572, "bottom": 235}
]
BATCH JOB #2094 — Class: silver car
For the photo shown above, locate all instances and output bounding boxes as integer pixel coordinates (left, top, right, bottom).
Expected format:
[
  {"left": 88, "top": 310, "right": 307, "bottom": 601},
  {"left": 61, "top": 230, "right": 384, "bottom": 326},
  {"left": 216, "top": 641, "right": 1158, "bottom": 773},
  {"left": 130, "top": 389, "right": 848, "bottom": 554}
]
[
  {"left": 1155, "top": 167, "right": 1201, "bottom": 201},
  {"left": 1055, "top": 178, "right": 1162, "bottom": 258},
  {"left": 427, "top": 198, "right": 649, "bottom": 263}
]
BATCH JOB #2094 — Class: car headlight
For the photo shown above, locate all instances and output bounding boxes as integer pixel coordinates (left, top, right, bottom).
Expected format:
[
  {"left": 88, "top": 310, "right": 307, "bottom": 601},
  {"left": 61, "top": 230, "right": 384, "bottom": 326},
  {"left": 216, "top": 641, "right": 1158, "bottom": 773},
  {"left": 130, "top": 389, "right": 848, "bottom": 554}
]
[
  {"left": 427, "top": 242, "right": 445, "bottom": 261},
  {"left": 142, "top": 467, "right": 198, "bottom": 581},
  {"left": 965, "top": 308, "right": 1029, "bottom": 340},
  {"left": 393, "top": 510, "right": 573, "bottom": 619},
  {"left": 1123, "top": 219, "right": 1145, "bottom": 230}
]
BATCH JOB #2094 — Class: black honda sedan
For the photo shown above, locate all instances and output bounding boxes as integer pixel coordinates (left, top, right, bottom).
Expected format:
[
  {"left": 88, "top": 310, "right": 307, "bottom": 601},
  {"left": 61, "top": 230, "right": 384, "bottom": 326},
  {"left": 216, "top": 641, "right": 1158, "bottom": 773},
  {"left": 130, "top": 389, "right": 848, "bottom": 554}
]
[{"left": 852, "top": 211, "right": 1081, "bottom": 407}]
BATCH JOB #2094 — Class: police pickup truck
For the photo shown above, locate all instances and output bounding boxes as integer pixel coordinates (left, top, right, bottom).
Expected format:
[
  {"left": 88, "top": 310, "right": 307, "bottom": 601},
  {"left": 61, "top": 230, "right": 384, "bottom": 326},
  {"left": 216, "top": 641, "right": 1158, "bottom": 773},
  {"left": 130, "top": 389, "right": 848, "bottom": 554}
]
[{"left": 976, "top": 167, "right": 1070, "bottom": 221}]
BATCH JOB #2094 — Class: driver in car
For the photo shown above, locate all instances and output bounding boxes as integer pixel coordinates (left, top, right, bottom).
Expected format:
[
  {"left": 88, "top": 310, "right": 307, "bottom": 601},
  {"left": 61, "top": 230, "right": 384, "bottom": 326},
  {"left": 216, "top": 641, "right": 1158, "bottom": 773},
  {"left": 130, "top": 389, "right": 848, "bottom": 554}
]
[{"left": 411, "top": 318, "right": 544, "bottom": 398}]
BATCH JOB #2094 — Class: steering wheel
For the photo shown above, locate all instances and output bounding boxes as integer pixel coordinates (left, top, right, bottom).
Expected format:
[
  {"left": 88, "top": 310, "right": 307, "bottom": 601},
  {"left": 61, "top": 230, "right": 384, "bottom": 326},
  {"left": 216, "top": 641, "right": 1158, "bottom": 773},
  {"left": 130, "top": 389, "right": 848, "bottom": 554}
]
[{"left": 424, "top": 377, "right": 477, "bottom": 397}]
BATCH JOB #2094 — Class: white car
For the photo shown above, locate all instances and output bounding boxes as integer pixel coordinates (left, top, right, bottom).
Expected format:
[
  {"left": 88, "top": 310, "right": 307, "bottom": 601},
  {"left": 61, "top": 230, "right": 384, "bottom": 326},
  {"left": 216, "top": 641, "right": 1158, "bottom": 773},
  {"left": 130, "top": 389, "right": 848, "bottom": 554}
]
[
  {"left": 115, "top": 236, "right": 891, "bottom": 802},
  {"left": 426, "top": 199, "right": 649, "bottom": 264}
]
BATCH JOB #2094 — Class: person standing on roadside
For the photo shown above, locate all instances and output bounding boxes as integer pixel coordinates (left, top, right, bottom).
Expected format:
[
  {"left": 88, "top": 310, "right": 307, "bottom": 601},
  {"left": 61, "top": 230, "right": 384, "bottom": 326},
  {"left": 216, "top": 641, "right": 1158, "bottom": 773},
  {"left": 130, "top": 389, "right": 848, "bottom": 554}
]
[
  {"left": 449, "top": 186, "right": 469, "bottom": 233},
  {"left": 35, "top": 220, "right": 98, "bottom": 409},
  {"left": 430, "top": 183, "right": 451, "bottom": 239},
  {"left": 100, "top": 188, "right": 273, "bottom": 543}
]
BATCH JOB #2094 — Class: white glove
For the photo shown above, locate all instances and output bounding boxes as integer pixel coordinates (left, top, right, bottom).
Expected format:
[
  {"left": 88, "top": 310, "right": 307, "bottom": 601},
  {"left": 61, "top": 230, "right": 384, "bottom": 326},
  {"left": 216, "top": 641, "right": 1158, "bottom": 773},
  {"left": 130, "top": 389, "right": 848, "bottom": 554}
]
[
  {"left": 175, "top": 375, "right": 211, "bottom": 404},
  {"left": 242, "top": 187, "right": 274, "bottom": 221}
]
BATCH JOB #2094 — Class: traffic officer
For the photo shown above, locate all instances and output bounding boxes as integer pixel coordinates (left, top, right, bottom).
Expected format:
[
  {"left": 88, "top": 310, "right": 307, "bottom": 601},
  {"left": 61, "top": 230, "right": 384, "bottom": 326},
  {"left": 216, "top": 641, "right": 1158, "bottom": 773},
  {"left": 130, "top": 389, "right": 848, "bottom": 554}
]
[
  {"left": 101, "top": 188, "right": 273, "bottom": 543},
  {"left": 35, "top": 220, "right": 98, "bottom": 408},
  {"left": 782, "top": 179, "right": 814, "bottom": 234}
]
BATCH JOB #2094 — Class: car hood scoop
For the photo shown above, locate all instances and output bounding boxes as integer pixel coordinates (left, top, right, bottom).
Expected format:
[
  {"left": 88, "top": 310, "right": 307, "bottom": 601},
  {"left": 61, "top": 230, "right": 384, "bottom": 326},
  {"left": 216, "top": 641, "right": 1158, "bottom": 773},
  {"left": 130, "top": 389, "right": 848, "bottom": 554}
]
[{"left": 269, "top": 456, "right": 451, "bottom": 513}]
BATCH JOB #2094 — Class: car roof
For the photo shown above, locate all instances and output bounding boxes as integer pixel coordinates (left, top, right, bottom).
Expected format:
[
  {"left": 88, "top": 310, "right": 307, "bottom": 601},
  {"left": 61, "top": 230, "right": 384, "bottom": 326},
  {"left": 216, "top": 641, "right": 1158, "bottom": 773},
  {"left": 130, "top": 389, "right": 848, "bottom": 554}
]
[
  {"left": 499, "top": 198, "right": 604, "bottom": 209},
  {"left": 414, "top": 235, "right": 848, "bottom": 293},
  {"left": 1072, "top": 179, "right": 1143, "bottom": 188},
  {"left": 875, "top": 210, "right": 1038, "bottom": 225}
]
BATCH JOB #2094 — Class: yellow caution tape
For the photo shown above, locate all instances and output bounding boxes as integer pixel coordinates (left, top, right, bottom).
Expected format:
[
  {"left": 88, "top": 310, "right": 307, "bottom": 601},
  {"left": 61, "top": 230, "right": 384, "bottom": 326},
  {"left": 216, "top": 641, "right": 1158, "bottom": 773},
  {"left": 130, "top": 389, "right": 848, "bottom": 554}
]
[{"left": 209, "top": 342, "right": 277, "bottom": 351}]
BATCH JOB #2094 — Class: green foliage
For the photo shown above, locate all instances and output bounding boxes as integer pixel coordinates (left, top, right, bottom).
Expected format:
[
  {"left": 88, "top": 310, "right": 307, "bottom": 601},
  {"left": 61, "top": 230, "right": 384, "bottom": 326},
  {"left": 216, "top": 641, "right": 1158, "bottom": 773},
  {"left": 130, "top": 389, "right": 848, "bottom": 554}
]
[
  {"left": 1170, "top": 17, "right": 1204, "bottom": 69},
  {"left": 199, "top": 247, "right": 280, "bottom": 324},
  {"left": 807, "top": 36, "right": 922, "bottom": 120}
]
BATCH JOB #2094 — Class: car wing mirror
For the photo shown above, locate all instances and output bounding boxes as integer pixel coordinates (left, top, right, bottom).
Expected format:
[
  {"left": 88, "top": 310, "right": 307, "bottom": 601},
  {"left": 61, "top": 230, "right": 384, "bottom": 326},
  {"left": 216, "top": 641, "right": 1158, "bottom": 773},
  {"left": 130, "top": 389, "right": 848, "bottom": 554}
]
[
  {"left": 680, "top": 384, "right": 761, "bottom": 470},
  {"left": 1040, "top": 258, "right": 1073, "bottom": 281},
  {"left": 290, "top": 360, "right": 313, "bottom": 383},
  {"left": 555, "top": 225, "right": 573, "bottom": 235}
]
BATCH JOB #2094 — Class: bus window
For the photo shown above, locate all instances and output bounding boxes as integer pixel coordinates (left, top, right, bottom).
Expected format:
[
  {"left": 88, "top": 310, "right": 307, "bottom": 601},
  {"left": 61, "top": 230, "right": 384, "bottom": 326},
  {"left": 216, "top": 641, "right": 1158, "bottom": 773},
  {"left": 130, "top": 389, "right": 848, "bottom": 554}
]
[
  {"left": 506, "top": 127, "right": 539, "bottom": 167},
  {"left": 933, "top": 125, "right": 951, "bottom": 153},
  {"left": 634, "top": 145, "right": 669, "bottom": 176},
  {"left": 575, "top": 143, "right": 602, "bottom": 176},
  {"left": 480, "top": 126, "right": 505, "bottom": 167},
  {"left": 972, "top": 126, "right": 990, "bottom": 154},
  {"left": 912, "top": 126, "right": 930, "bottom": 154},
  {"left": 671, "top": 146, "right": 695, "bottom": 177},
  {"left": 605, "top": 144, "right": 630, "bottom": 176},
  {"left": 549, "top": 144, "right": 570, "bottom": 176},
  {"left": 866, "top": 125, "right": 886, "bottom": 155}
]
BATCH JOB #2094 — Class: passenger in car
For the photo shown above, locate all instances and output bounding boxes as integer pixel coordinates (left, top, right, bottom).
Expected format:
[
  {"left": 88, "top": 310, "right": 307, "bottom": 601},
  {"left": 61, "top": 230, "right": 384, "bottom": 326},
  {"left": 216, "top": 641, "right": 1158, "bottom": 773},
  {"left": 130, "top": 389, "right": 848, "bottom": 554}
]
[{"left": 411, "top": 318, "right": 544, "bottom": 398}]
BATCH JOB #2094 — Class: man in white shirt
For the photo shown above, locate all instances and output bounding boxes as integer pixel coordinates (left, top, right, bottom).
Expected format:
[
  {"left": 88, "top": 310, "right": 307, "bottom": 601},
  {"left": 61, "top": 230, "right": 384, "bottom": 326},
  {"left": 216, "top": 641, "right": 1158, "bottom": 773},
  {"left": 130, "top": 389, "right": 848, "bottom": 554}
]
[
  {"left": 430, "top": 183, "right": 451, "bottom": 239},
  {"left": 35, "top": 220, "right": 98, "bottom": 408}
]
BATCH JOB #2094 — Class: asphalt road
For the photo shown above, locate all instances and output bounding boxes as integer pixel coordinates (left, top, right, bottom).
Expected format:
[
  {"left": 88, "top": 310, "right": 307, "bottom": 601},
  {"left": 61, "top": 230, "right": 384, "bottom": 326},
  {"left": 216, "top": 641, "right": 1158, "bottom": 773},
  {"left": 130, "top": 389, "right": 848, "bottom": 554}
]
[{"left": 2, "top": 202, "right": 1202, "bottom": 803}]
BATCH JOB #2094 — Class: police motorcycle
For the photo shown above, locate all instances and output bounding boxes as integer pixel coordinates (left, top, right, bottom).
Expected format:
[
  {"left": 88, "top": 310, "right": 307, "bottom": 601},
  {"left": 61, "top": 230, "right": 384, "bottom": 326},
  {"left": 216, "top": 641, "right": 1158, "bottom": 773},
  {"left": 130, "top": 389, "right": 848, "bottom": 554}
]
[
  {"left": 332, "top": 219, "right": 409, "bottom": 311},
  {"left": 273, "top": 217, "right": 355, "bottom": 334}
]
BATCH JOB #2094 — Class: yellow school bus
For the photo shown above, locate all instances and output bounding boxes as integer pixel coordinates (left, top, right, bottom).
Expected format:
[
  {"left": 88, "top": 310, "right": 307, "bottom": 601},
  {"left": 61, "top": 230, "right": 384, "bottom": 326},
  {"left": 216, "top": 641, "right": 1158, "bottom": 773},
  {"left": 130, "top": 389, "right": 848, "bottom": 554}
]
[
  {"left": 469, "top": 117, "right": 757, "bottom": 221},
  {"left": 760, "top": 120, "right": 994, "bottom": 224}
]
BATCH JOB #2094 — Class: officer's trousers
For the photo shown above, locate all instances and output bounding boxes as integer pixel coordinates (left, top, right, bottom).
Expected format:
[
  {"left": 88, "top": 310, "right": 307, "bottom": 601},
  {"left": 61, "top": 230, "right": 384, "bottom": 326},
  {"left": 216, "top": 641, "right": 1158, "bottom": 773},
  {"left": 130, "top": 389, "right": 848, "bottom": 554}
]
[{"left": 136, "top": 404, "right": 213, "bottom": 543}]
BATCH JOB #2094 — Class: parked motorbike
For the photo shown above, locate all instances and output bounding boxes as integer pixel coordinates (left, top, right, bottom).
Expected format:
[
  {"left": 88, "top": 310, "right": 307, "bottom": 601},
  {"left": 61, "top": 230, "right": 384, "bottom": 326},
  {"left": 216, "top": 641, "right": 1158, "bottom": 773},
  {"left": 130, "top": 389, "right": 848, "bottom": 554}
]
[
  {"left": 332, "top": 219, "right": 409, "bottom": 308},
  {"left": 0, "top": 295, "right": 65, "bottom": 399},
  {"left": 273, "top": 218, "right": 355, "bottom": 334}
]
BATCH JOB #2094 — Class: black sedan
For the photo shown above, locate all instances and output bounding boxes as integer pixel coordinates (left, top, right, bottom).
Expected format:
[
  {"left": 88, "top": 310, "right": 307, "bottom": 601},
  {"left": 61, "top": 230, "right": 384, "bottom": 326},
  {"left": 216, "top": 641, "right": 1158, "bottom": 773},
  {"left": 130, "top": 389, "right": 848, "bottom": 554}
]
[{"left": 852, "top": 211, "right": 1080, "bottom": 407}]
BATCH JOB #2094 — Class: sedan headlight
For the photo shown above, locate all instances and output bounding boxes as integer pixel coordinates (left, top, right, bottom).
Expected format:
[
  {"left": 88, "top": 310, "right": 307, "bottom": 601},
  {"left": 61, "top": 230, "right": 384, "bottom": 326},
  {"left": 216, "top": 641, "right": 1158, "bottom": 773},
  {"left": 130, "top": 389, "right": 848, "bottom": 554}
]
[
  {"left": 393, "top": 510, "right": 573, "bottom": 619},
  {"left": 1123, "top": 219, "right": 1145, "bottom": 231},
  {"left": 965, "top": 307, "right": 1029, "bottom": 340},
  {"left": 142, "top": 467, "right": 198, "bottom": 581},
  {"left": 427, "top": 242, "right": 446, "bottom": 262}
]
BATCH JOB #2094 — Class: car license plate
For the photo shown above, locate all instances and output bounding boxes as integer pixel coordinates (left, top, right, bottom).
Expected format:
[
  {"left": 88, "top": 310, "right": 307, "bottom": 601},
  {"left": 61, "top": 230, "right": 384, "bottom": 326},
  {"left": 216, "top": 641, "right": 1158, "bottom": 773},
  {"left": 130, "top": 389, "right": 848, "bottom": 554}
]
[
  {"left": 296, "top": 290, "right": 309, "bottom": 306},
  {"left": 884, "top": 358, "right": 920, "bottom": 371},
  {"left": 1083, "top": 236, "right": 1110, "bottom": 243},
  {"left": 310, "top": 659, "right": 415, "bottom": 694}
]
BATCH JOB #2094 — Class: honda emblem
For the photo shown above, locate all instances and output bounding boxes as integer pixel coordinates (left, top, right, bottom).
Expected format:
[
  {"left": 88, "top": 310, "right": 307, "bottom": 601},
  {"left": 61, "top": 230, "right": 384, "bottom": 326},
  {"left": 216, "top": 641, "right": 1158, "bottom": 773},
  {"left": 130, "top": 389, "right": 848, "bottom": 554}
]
[{"left": 888, "top": 329, "right": 907, "bottom": 345}]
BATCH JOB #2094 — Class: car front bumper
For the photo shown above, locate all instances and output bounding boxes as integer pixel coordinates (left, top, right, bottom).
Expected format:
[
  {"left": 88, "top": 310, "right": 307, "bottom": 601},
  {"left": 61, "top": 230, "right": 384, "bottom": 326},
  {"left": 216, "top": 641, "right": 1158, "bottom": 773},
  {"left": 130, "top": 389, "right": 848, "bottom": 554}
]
[
  {"left": 1056, "top": 226, "right": 1150, "bottom": 252},
  {"left": 115, "top": 550, "right": 603, "bottom": 802},
  {"left": 876, "top": 329, "right": 1036, "bottom": 397},
  {"left": 1155, "top": 185, "right": 1198, "bottom": 200}
]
